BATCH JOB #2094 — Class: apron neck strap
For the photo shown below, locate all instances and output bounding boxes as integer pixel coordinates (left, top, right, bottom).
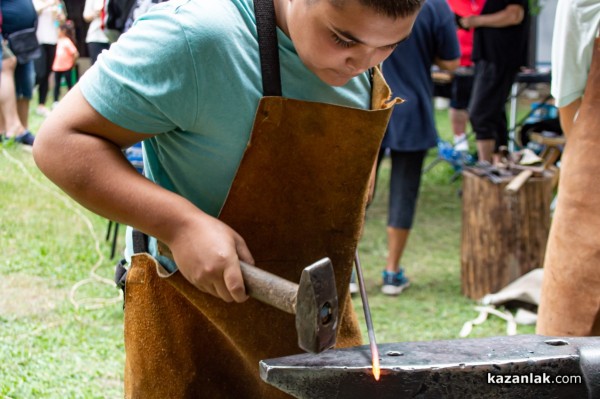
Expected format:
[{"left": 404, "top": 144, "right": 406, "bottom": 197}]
[{"left": 253, "top": 0, "right": 282, "bottom": 97}]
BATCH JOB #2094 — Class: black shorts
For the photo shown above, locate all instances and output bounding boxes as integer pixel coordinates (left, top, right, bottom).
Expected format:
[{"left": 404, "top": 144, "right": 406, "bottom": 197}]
[
  {"left": 450, "top": 67, "right": 474, "bottom": 110},
  {"left": 377, "top": 149, "right": 427, "bottom": 230},
  {"left": 469, "top": 60, "right": 518, "bottom": 147}
]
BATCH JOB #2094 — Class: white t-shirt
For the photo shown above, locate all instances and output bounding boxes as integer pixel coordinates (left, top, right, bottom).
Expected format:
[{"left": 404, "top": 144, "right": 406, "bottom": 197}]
[
  {"left": 84, "top": 0, "right": 109, "bottom": 43},
  {"left": 33, "top": 0, "right": 64, "bottom": 45},
  {"left": 551, "top": 0, "right": 600, "bottom": 107}
]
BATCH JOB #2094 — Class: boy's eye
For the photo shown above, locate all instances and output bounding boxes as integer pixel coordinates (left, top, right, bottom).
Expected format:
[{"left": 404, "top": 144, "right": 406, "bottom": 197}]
[{"left": 332, "top": 33, "right": 355, "bottom": 48}]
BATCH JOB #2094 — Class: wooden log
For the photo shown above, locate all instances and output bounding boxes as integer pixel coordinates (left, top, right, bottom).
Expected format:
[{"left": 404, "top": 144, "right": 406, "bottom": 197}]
[{"left": 460, "top": 170, "right": 553, "bottom": 300}]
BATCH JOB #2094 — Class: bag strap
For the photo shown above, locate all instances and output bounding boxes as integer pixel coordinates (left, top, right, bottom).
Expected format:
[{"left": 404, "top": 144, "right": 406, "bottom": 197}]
[{"left": 253, "top": 0, "right": 282, "bottom": 97}]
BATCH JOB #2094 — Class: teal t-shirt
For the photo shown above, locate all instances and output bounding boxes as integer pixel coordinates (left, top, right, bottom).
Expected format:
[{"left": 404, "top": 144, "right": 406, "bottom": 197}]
[{"left": 80, "top": 0, "right": 371, "bottom": 216}]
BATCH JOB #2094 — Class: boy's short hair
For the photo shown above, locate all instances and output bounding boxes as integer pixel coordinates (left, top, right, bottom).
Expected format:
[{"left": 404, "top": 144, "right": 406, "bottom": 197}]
[{"left": 328, "top": 0, "right": 424, "bottom": 18}]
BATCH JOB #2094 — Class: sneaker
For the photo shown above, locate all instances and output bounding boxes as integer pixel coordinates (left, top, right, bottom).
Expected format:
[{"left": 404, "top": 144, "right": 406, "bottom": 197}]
[
  {"left": 36, "top": 106, "right": 50, "bottom": 117},
  {"left": 14, "top": 130, "right": 35, "bottom": 146},
  {"left": 453, "top": 133, "right": 469, "bottom": 152},
  {"left": 381, "top": 269, "right": 410, "bottom": 296}
]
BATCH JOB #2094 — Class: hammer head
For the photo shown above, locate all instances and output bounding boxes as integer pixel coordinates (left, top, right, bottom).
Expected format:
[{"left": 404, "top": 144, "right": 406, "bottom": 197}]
[{"left": 296, "top": 258, "right": 338, "bottom": 354}]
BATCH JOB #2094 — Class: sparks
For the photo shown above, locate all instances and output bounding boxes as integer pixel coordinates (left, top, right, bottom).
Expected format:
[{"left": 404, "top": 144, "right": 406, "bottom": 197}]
[{"left": 371, "top": 340, "right": 380, "bottom": 381}]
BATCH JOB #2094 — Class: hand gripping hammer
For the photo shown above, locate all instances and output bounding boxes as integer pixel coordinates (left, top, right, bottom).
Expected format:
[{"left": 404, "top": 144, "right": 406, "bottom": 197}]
[{"left": 157, "top": 242, "right": 338, "bottom": 354}]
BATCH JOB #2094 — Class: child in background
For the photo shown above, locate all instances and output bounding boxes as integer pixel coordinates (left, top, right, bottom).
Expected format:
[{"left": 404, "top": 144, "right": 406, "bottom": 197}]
[{"left": 51, "top": 20, "right": 78, "bottom": 108}]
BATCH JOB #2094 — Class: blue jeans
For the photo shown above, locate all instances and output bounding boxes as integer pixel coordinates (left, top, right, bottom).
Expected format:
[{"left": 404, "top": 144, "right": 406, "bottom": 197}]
[{"left": 15, "top": 60, "right": 34, "bottom": 99}]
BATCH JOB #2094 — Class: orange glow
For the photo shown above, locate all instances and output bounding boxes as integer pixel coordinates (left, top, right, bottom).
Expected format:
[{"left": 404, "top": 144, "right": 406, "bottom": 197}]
[{"left": 371, "top": 344, "right": 381, "bottom": 381}]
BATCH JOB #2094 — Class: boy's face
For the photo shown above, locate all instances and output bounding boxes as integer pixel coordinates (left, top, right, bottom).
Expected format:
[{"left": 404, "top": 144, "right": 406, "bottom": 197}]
[{"left": 283, "top": 0, "right": 417, "bottom": 86}]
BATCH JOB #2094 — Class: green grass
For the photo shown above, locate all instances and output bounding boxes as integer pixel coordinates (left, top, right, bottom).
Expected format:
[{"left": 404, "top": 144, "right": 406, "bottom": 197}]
[{"left": 0, "top": 97, "right": 536, "bottom": 398}]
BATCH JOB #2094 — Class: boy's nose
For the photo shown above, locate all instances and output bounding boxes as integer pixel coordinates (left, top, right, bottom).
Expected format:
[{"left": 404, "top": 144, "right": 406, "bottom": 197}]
[{"left": 345, "top": 52, "right": 377, "bottom": 75}]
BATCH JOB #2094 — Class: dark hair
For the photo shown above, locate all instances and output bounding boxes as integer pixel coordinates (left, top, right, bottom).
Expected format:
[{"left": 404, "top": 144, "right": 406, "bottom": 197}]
[
  {"left": 329, "top": 0, "right": 424, "bottom": 18},
  {"left": 60, "top": 20, "right": 77, "bottom": 44}
]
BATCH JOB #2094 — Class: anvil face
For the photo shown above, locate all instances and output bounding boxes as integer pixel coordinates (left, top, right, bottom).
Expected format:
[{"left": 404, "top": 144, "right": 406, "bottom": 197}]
[{"left": 260, "top": 335, "right": 600, "bottom": 399}]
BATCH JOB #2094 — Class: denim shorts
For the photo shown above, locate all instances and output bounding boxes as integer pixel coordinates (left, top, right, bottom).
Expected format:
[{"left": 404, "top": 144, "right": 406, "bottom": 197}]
[{"left": 15, "top": 60, "right": 34, "bottom": 99}]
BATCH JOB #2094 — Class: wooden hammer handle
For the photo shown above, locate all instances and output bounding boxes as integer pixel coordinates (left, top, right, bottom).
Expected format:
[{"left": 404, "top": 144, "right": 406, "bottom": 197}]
[
  {"left": 157, "top": 240, "right": 298, "bottom": 314},
  {"left": 505, "top": 169, "right": 533, "bottom": 193},
  {"left": 240, "top": 261, "right": 297, "bottom": 315}
]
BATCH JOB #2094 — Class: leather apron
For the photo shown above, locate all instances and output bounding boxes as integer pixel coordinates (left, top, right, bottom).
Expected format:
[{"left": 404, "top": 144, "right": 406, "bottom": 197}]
[
  {"left": 537, "top": 38, "right": 600, "bottom": 336},
  {"left": 122, "top": 3, "right": 399, "bottom": 396}
]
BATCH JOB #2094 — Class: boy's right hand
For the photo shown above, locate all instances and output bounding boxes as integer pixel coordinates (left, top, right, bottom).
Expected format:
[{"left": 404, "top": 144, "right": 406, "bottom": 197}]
[{"left": 164, "top": 213, "right": 254, "bottom": 304}]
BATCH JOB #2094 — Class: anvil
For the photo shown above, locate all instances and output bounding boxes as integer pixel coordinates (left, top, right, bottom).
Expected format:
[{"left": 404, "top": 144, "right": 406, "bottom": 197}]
[{"left": 260, "top": 335, "right": 600, "bottom": 398}]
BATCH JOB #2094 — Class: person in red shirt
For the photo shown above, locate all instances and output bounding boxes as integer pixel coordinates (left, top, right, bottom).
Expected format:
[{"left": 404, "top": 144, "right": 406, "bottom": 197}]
[
  {"left": 51, "top": 20, "right": 78, "bottom": 107},
  {"left": 446, "top": 0, "right": 484, "bottom": 152}
]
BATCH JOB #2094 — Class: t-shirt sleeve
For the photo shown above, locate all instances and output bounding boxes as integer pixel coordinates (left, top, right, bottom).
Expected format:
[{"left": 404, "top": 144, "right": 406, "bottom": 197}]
[{"left": 79, "top": 8, "right": 199, "bottom": 134}]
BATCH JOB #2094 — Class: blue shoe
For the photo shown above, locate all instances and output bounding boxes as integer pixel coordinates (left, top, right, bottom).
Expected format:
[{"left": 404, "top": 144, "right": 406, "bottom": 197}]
[
  {"left": 381, "top": 269, "right": 410, "bottom": 296},
  {"left": 14, "top": 130, "right": 35, "bottom": 146}
]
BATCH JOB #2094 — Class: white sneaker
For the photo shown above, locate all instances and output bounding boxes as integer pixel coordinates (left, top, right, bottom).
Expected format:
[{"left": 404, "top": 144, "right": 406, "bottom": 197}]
[
  {"left": 349, "top": 282, "right": 358, "bottom": 295},
  {"left": 36, "top": 106, "right": 51, "bottom": 117},
  {"left": 454, "top": 133, "right": 469, "bottom": 152}
]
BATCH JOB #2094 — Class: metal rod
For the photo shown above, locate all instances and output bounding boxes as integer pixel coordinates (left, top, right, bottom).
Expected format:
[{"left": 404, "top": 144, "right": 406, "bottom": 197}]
[{"left": 354, "top": 249, "right": 380, "bottom": 380}]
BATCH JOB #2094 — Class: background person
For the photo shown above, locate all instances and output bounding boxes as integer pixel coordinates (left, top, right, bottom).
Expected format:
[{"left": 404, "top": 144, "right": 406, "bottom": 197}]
[
  {"left": 446, "top": 0, "right": 484, "bottom": 152},
  {"left": 537, "top": 0, "right": 600, "bottom": 337},
  {"left": 0, "top": 0, "right": 38, "bottom": 144},
  {"left": 378, "top": 0, "right": 459, "bottom": 295},
  {"left": 459, "top": 0, "right": 529, "bottom": 163},
  {"left": 83, "top": 0, "right": 109, "bottom": 65},
  {"left": 51, "top": 20, "right": 78, "bottom": 107},
  {"left": 33, "top": 0, "right": 66, "bottom": 117}
]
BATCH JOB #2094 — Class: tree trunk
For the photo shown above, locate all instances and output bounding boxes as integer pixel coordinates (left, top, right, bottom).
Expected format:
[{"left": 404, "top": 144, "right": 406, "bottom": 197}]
[{"left": 460, "top": 170, "right": 553, "bottom": 300}]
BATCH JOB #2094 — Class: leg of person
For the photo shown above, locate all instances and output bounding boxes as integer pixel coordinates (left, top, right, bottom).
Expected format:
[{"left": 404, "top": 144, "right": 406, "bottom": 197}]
[
  {"left": 382, "top": 149, "right": 427, "bottom": 295},
  {"left": 470, "top": 61, "right": 519, "bottom": 162},
  {"left": 0, "top": 49, "right": 28, "bottom": 139},
  {"left": 53, "top": 71, "right": 62, "bottom": 104},
  {"left": 469, "top": 61, "right": 504, "bottom": 162},
  {"left": 450, "top": 70, "right": 474, "bottom": 152},
  {"left": 34, "top": 44, "right": 57, "bottom": 116},
  {"left": 14, "top": 61, "right": 36, "bottom": 143}
]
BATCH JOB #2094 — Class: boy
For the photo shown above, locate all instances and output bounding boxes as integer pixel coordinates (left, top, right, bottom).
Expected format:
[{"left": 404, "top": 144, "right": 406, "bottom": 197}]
[{"left": 34, "top": 0, "right": 422, "bottom": 396}]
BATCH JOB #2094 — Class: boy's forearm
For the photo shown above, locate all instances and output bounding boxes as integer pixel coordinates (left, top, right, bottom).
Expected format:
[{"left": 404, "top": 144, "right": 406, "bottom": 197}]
[{"left": 461, "top": 5, "right": 524, "bottom": 29}]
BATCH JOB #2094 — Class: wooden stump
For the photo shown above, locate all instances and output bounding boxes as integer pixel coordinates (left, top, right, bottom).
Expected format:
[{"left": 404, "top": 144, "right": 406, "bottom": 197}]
[{"left": 460, "top": 170, "right": 553, "bottom": 300}]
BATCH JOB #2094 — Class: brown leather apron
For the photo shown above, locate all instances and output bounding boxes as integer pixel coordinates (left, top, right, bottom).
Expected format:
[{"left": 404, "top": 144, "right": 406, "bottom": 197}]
[
  {"left": 122, "top": 52, "right": 398, "bottom": 399},
  {"left": 537, "top": 38, "right": 600, "bottom": 336}
]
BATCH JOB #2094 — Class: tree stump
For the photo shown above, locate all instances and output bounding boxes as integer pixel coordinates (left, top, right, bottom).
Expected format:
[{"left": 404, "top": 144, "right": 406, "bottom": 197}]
[{"left": 460, "top": 170, "right": 553, "bottom": 300}]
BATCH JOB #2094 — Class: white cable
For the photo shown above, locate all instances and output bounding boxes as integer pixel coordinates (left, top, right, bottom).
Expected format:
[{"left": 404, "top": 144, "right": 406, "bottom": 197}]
[
  {"left": 459, "top": 305, "right": 518, "bottom": 337},
  {"left": 2, "top": 148, "right": 123, "bottom": 311}
]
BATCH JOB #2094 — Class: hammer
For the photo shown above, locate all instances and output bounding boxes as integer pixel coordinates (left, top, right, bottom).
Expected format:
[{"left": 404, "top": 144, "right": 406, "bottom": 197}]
[
  {"left": 240, "top": 258, "right": 338, "bottom": 354},
  {"left": 156, "top": 242, "right": 338, "bottom": 354}
]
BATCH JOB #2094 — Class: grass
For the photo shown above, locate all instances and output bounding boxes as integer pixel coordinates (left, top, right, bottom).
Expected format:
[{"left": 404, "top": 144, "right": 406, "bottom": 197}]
[{"left": 0, "top": 93, "right": 538, "bottom": 398}]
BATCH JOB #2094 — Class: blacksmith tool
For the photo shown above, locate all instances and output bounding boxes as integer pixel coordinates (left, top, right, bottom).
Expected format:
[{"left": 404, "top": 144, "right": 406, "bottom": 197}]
[
  {"left": 354, "top": 250, "right": 380, "bottom": 381},
  {"left": 259, "top": 335, "right": 600, "bottom": 399},
  {"left": 465, "top": 162, "right": 508, "bottom": 184},
  {"left": 157, "top": 243, "right": 338, "bottom": 354}
]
